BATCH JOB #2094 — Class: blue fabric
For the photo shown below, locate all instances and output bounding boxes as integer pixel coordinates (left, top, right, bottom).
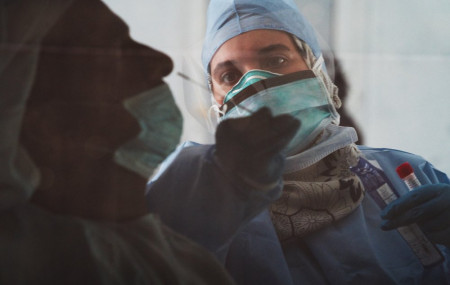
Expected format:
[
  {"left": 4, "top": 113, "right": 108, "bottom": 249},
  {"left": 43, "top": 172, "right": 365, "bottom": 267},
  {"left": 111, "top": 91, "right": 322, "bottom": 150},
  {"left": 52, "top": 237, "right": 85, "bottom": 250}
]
[
  {"left": 224, "top": 210, "right": 295, "bottom": 285},
  {"left": 201, "top": 0, "right": 321, "bottom": 73},
  {"left": 146, "top": 142, "right": 283, "bottom": 262},
  {"left": 147, "top": 143, "right": 450, "bottom": 284}
]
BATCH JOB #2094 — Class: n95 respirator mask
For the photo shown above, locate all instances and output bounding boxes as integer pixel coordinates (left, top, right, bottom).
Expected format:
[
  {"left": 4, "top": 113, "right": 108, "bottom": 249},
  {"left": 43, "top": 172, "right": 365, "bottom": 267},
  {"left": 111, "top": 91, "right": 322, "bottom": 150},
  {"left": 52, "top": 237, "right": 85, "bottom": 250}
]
[{"left": 219, "top": 69, "right": 339, "bottom": 156}]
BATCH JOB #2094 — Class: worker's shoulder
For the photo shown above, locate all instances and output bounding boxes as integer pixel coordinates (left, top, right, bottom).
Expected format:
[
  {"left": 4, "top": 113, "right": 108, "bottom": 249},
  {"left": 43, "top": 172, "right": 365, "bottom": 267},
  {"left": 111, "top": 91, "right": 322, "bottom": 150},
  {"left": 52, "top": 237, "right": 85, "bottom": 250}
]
[
  {"left": 357, "top": 145, "right": 449, "bottom": 184},
  {"left": 357, "top": 145, "right": 425, "bottom": 161}
]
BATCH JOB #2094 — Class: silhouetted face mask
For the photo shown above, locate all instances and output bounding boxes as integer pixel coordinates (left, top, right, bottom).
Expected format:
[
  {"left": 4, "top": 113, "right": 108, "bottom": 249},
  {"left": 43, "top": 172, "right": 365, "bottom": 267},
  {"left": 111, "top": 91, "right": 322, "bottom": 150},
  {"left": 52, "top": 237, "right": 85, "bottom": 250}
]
[
  {"left": 220, "top": 69, "right": 339, "bottom": 156},
  {"left": 114, "top": 83, "right": 182, "bottom": 178}
]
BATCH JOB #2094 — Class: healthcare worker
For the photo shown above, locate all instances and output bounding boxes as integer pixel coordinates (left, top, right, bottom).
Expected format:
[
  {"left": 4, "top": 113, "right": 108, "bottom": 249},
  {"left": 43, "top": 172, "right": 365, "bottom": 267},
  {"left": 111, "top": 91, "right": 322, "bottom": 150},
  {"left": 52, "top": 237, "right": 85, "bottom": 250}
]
[
  {"left": 0, "top": 0, "right": 235, "bottom": 284},
  {"left": 147, "top": 0, "right": 450, "bottom": 284}
]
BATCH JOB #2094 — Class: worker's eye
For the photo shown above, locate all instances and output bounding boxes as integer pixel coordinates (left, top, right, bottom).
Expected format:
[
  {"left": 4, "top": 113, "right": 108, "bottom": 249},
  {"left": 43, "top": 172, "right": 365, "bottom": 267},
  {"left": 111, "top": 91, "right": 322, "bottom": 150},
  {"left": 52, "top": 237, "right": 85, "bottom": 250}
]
[
  {"left": 263, "top": 56, "right": 287, "bottom": 69},
  {"left": 220, "top": 70, "right": 241, "bottom": 86}
]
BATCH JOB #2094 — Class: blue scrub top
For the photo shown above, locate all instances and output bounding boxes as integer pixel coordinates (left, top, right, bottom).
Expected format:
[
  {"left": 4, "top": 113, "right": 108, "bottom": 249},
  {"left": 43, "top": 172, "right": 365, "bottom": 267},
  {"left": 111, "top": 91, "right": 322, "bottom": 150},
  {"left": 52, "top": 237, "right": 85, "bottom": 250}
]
[{"left": 147, "top": 143, "right": 450, "bottom": 284}]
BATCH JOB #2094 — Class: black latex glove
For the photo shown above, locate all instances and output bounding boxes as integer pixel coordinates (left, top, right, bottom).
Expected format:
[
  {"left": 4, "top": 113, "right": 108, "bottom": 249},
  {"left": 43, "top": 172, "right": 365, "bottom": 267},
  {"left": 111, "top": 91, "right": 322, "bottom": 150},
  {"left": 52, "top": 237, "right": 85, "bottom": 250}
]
[{"left": 214, "top": 107, "right": 300, "bottom": 189}]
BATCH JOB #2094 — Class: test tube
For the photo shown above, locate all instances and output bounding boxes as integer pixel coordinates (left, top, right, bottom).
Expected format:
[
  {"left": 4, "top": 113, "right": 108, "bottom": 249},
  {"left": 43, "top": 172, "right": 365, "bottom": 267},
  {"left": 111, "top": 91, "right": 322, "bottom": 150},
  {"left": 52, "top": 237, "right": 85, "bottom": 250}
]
[
  {"left": 393, "top": 162, "right": 443, "bottom": 266},
  {"left": 396, "top": 162, "right": 421, "bottom": 190}
]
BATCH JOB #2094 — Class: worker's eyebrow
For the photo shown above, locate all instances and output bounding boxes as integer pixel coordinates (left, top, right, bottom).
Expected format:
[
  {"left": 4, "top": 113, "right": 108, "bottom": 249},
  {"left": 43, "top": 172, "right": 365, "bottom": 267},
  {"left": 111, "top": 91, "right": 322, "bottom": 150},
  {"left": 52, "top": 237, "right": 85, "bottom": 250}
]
[
  {"left": 211, "top": 60, "right": 236, "bottom": 79},
  {"left": 257, "top": 44, "right": 291, "bottom": 54}
]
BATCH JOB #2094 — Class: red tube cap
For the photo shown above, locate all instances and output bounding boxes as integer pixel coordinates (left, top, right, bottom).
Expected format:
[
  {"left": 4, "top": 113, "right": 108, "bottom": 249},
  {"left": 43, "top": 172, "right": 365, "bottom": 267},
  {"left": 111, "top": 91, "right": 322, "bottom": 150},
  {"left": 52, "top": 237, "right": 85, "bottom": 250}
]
[{"left": 396, "top": 162, "right": 414, "bottom": 179}]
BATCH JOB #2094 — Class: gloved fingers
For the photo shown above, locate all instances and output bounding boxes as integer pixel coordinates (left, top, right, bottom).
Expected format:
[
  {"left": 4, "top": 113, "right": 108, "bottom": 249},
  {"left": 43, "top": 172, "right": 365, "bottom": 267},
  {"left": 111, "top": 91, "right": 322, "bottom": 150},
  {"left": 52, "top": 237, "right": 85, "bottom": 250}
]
[
  {"left": 419, "top": 210, "right": 450, "bottom": 232},
  {"left": 380, "top": 184, "right": 450, "bottom": 230},
  {"left": 216, "top": 108, "right": 272, "bottom": 139},
  {"left": 380, "top": 202, "right": 434, "bottom": 230},
  {"left": 380, "top": 184, "right": 446, "bottom": 220},
  {"left": 232, "top": 107, "right": 273, "bottom": 136},
  {"left": 381, "top": 197, "right": 449, "bottom": 230},
  {"left": 236, "top": 109, "right": 298, "bottom": 147},
  {"left": 243, "top": 152, "right": 286, "bottom": 185},
  {"left": 216, "top": 107, "right": 276, "bottom": 149},
  {"left": 214, "top": 108, "right": 297, "bottom": 179},
  {"left": 250, "top": 114, "right": 300, "bottom": 156},
  {"left": 425, "top": 227, "right": 450, "bottom": 247},
  {"left": 248, "top": 106, "right": 272, "bottom": 121},
  {"left": 216, "top": 107, "right": 300, "bottom": 152}
]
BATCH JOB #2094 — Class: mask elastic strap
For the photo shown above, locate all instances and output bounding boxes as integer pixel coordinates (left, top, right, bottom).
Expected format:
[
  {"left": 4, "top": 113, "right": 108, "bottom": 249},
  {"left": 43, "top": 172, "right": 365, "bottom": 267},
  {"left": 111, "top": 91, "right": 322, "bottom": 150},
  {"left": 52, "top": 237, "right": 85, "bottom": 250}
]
[
  {"left": 207, "top": 104, "right": 227, "bottom": 133},
  {"left": 312, "top": 54, "right": 341, "bottom": 111},
  {"left": 312, "top": 55, "right": 324, "bottom": 73}
]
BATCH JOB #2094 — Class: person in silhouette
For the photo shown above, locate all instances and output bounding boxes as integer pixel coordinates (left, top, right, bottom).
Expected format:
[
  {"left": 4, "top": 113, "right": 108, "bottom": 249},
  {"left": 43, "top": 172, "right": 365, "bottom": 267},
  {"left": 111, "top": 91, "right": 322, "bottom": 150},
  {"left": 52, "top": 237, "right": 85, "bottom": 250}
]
[{"left": 0, "top": 0, "right": 234, "bottom": 283}]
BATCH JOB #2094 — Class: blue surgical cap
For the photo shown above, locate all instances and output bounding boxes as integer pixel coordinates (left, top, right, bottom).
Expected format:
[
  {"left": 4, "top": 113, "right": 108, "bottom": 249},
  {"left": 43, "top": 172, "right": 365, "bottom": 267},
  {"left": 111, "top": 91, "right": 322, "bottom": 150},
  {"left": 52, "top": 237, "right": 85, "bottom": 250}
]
[{"left": 201, "top": 0, "right": 322, "bottom": 74}]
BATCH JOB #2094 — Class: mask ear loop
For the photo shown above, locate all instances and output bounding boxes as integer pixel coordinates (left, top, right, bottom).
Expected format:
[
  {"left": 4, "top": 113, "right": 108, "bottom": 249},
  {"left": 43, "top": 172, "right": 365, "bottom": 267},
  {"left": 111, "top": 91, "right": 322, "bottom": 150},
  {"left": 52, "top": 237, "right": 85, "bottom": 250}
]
[
  {"left": 312, "top": 54, "right": 325, "bottom": 74},
  {"left": 207, "top": 103, "right": 227, "bottom": 133}
]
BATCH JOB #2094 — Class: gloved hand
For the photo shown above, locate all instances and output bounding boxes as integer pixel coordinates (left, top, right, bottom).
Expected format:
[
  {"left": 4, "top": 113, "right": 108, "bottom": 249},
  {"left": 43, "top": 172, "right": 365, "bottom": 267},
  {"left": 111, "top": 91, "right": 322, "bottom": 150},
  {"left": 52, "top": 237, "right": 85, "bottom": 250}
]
[
  {"left": 214, "top": 107, "right": 300, "bottom": 189},
  {"left": 380, "top": 183, "right": 450, "bottom": 247}
]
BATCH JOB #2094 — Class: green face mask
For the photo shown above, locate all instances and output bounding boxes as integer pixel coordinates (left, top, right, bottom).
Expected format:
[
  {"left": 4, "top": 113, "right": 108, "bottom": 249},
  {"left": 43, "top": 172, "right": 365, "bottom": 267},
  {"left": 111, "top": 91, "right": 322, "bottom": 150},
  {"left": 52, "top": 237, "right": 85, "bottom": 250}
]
[
  {"left": 220, "top": 69, "right": 339, "bottom": 156},
  {"left": 114, "top": 83, "right": 183, "bottom": 178}
]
